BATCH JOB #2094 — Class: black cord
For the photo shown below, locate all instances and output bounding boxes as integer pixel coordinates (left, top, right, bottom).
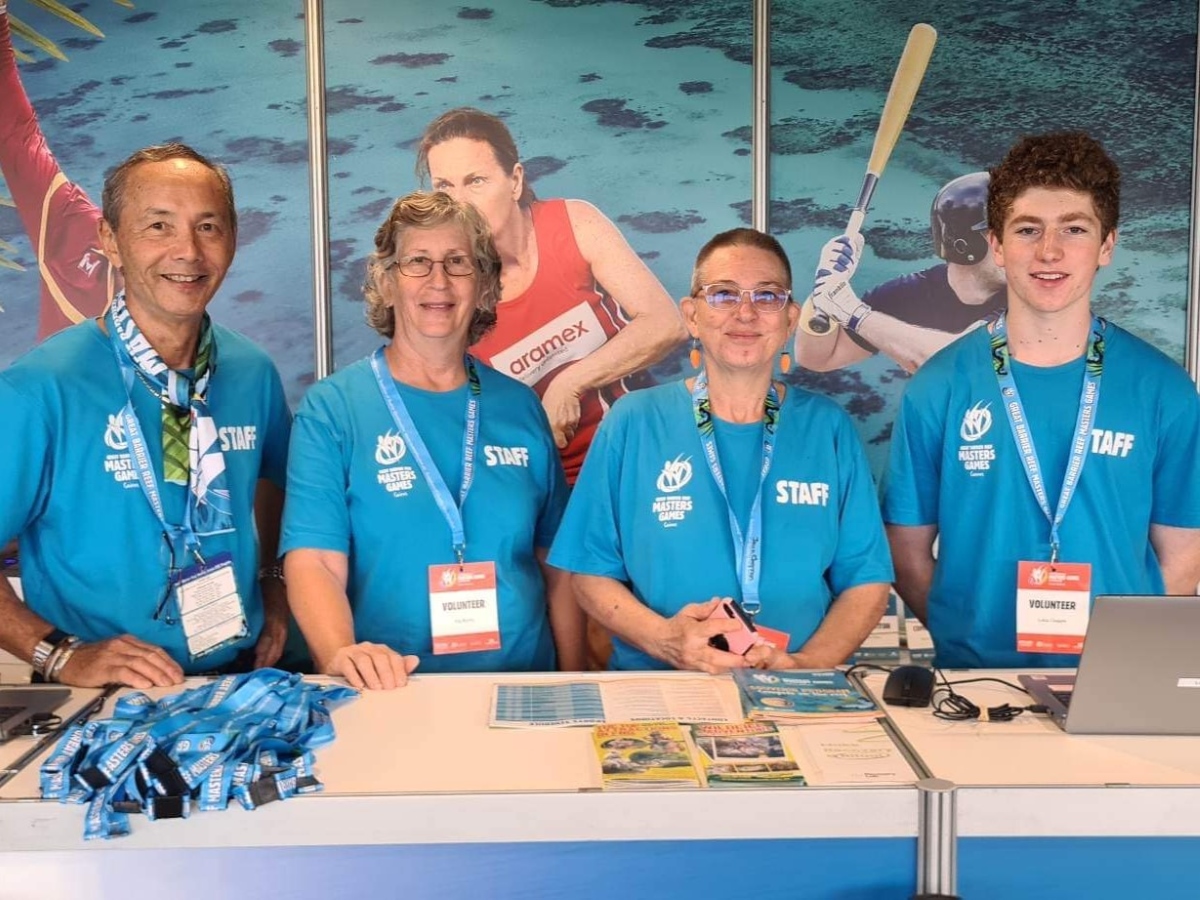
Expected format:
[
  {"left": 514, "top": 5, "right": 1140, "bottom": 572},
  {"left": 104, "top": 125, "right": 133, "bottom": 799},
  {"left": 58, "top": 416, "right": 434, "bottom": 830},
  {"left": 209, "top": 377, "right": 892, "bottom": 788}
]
[
  {"left": 843, "top": 663, "right": 897, "bottom": 680},
  {"left": 841, "top": 663, "right": 1052, "bottom": 722},
  {"left": 931, "top": 668, "right": 1047, "bottom": 722},
  {"left": 936, "top": 674, "right": 1031, "bottom": 694}
]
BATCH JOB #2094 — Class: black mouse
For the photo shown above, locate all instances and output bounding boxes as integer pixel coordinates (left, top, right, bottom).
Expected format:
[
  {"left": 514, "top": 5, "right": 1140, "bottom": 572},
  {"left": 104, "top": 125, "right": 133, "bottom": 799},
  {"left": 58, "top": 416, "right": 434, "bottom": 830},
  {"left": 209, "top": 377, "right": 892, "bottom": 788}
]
[{"left": 882, "top": 665, "right": 935, "bottom": 708}]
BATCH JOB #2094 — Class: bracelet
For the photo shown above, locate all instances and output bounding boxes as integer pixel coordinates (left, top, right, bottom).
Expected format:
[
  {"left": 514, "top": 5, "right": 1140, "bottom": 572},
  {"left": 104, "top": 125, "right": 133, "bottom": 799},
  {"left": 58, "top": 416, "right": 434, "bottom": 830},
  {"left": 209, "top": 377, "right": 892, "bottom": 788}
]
[
  {"left": 43, "top": 636, "right": 81, "bottom": 683},
  {"left": 258, "top": 564, "right": 285, "bottom": 584},
  {"left": 32, "top": 628, "right": 72, "bottom": 678}
]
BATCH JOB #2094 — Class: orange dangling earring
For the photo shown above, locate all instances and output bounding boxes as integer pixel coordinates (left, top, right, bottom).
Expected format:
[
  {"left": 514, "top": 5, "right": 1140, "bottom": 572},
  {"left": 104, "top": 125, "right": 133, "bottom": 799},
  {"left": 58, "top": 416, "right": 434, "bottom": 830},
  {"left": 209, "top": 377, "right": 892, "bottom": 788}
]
[
  {"left": 689, "top": 338, "right": 702, "bottom": 369},
  {"left": 779, "top": 349, "right": 792, "bottom": 374}
]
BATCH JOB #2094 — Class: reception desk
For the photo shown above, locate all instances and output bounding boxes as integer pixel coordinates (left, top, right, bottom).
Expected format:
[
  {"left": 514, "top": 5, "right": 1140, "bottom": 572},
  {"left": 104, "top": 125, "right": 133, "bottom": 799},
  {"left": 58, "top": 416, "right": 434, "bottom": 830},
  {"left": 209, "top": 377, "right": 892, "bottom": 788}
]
[
  {"left": 4, "top": 669, "right": 1200, "bottom": 899},
  {"left": 859, "top": 670, "right": 1200, "bottom": 899},
  {"left": 0, "top": 673, "right": 920, "bottom": 900}
]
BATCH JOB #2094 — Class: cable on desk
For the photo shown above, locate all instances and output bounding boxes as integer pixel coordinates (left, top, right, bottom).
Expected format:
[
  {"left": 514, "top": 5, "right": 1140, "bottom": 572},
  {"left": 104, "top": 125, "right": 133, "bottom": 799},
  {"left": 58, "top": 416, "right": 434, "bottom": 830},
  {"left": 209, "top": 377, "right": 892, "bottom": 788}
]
[{"left": 930, "top": 668, "right": 1047, "bottom": 722}]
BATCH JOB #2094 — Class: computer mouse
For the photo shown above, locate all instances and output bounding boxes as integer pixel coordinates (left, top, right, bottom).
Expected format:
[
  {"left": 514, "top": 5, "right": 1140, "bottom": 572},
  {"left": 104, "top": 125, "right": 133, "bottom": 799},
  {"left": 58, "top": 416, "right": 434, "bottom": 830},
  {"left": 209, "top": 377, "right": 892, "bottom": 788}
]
[{"left": 882, "top": 665, "right": 935, "bottom": 708}]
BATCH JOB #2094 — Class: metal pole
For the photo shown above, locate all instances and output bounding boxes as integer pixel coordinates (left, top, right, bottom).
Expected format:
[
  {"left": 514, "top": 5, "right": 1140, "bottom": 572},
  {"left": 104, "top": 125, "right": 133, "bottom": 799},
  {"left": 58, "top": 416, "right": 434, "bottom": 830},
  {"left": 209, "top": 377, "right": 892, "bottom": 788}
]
[
  {"left": 751, "top": 0, "right": 770, "bottom": 232},
  {"left": 915, "top": 777, "right": 958, "bottom": 898},
  {"left": 1186, "top": 3, "right": 1200, "bottom": 386},
  {"left": 305, "top": 0, "right": 334, "bottom": 381}
]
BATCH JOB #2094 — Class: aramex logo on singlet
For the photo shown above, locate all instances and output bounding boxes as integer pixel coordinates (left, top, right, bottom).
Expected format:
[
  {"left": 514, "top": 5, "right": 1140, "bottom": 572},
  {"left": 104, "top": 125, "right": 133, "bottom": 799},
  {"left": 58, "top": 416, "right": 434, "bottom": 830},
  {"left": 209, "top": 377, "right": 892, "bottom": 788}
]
[{"left": 487, "top": 302, "right": 606, "bottom": 386}]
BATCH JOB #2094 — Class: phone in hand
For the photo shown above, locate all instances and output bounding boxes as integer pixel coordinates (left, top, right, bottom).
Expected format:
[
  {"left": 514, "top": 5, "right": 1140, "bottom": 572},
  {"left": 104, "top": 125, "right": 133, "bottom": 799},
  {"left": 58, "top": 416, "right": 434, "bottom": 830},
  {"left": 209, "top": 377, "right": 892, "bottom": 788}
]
[{"left": 705, "top": 599, "right": 764, "bottom": 656}]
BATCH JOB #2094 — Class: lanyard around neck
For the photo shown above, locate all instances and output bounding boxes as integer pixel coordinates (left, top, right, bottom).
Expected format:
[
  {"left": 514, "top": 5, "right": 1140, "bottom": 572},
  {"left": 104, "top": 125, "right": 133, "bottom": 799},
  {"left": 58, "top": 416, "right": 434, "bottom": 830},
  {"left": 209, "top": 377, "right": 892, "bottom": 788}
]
[
  {"left": 989, "top": 312, "right": 1106, "bottom": 562},
  {"left": 690, "top": 370, "right": 780, "bottom": 617},
  {"left": 370, "top": 348, "right": 481, "bottom": 563},
  {"left": 105, "top": 304, "right": 201, "bottom": 557}
]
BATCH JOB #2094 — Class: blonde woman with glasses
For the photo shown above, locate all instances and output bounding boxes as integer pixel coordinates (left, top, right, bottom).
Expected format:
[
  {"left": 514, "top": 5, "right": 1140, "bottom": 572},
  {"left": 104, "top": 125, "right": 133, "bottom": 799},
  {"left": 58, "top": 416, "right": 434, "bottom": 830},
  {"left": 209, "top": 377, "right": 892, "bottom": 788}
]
[{"left": 281, "top": 191, "right": 584, "bottom": 689}]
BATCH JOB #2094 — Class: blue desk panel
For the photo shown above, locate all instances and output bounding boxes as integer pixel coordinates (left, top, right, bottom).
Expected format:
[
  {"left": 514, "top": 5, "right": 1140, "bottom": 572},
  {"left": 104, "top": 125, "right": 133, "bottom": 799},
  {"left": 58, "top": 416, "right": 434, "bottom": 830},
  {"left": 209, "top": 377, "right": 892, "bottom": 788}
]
[
  {"left": 959, "top": 837, "right": 1200, "bottom": 899},
  {"left": 4, "top": 838, "right": 917, "bottom": 900}
]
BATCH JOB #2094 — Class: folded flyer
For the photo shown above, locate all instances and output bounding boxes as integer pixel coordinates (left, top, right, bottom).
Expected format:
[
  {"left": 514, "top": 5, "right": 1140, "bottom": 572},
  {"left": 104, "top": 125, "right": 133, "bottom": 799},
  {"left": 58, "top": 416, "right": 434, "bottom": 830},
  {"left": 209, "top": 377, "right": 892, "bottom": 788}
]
[{"left": 732, "top": 669, "right": 879, "bottom": 722}]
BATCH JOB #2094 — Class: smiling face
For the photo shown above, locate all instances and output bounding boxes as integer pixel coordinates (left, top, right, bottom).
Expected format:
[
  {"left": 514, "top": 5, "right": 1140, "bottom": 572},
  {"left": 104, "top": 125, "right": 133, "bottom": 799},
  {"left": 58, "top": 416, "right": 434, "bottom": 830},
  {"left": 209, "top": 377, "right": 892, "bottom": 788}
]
[
  {"left": 98, "top": 158, "right": 236, "bottom": 331},
  {"left": 681, "top": 243, "right": 798, "bottom": 376},
  {"left": 384, "top": 222, "right": 480, "bottom": 350},
  {"left": 988, "top": 186, "right": 1115, "bottom": 320},
  {"left": 426, "top": 137, "right": 523, "bottom": 239}
]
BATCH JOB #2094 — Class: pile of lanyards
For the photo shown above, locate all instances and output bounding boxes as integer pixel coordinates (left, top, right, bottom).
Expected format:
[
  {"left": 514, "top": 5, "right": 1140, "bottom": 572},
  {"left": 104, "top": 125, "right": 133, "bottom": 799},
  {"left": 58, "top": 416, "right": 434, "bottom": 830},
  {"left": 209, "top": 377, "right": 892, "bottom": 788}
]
[{"left": 38, "top": 669, "right": 357, "bottom": 839}]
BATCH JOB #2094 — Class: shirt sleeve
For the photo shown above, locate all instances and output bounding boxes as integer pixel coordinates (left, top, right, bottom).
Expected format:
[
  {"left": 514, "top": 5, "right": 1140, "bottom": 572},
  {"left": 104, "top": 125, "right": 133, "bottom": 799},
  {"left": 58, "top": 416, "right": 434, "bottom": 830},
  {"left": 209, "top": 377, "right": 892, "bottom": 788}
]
[
  {"left": 546, "top": 405, "right": 628, "bottom": 581},
  {"left": 258, "top": 362, "right": 293, "bottom": 489},
  {"left": 826, "top": 410, "right": 895, "bottom": 594},
  {"left": 0, "top": 377, "right": 53, "bottom": 542},
  {"left": 882, "top": 377, "right": 943, "bottom": 527},
  {"left": 280, "top": 397, "right": 352, "bottom": 555},
  {"left": 1151, "top": 371, "right": 1200, "bottom": 527}
]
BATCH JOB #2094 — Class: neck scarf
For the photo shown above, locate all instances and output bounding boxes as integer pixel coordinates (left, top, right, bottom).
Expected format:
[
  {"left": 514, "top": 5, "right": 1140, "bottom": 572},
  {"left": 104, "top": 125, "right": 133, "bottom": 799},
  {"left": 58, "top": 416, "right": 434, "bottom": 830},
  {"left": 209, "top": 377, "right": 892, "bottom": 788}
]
[{"left": 107, "top": 293, "right": 233, "bottom": 536}]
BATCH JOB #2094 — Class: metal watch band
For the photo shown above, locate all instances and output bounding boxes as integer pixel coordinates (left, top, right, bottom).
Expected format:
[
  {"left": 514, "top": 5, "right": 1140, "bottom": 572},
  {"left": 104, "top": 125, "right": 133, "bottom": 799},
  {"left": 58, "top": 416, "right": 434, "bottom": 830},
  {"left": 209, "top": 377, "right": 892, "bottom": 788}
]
[{"left": 31, "top": 627, "right": 71, "bottom": 676}]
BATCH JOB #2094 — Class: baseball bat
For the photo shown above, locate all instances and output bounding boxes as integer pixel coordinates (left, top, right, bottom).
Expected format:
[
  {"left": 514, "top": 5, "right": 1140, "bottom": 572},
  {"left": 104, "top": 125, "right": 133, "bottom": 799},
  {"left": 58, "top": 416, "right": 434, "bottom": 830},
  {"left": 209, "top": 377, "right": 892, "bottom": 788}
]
[{"left": 803, "top": 23, "right": 938, "bottom": 336}]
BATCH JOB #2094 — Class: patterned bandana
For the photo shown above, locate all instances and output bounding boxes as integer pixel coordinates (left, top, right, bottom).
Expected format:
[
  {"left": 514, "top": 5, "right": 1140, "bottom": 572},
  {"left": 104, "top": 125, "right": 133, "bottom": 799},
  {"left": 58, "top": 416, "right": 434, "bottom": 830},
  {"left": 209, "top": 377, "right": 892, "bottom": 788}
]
[{"left": 107, "top": 292, "right": 234, "bottom": 535}]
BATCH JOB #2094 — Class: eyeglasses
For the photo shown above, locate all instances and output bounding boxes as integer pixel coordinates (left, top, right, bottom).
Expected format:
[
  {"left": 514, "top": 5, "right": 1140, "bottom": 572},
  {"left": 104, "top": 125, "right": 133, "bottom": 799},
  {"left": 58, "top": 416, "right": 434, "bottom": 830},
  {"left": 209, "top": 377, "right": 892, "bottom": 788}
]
[
  {"left": 697, "top": 283, "right": 792, "bottom": 312},
  {"left": 390, "top": 254, "right": 477, "bottom": 277}
]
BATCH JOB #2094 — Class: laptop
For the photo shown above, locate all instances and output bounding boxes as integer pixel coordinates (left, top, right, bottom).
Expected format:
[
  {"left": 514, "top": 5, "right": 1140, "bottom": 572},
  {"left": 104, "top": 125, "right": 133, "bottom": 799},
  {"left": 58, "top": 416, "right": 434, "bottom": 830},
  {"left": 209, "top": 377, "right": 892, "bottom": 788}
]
[
  {"left": 1019, "top": 595, "right": 1200, "bottom": 735},
  {"left": 0, "top": 687, "right": 71, "bottom": 741}
]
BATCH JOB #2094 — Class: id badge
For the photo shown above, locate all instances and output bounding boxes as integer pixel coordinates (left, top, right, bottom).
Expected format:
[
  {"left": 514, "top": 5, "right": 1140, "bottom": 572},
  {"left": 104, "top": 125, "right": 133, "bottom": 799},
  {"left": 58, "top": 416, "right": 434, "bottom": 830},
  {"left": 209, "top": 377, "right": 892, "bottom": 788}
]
[
  {"left": 175, "top": 551, "right": 249, "bottom": 660},
  {"left": 428, "top": 561, "right": 501, "bottom": 655},
  {"left": 754, "top": 624, "right": 791, "bottom": 652},
  {"left": 1015, "top": 560, "right": 1091, "bottom": 655}
]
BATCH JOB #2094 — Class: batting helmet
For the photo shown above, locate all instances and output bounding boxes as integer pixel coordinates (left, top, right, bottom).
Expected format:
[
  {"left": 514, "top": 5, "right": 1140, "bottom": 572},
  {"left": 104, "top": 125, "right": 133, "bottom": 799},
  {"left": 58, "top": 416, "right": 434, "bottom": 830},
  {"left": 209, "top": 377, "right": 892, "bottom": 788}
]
[{"left": 931, "top": 172, "right": 990, "bottom": 265}]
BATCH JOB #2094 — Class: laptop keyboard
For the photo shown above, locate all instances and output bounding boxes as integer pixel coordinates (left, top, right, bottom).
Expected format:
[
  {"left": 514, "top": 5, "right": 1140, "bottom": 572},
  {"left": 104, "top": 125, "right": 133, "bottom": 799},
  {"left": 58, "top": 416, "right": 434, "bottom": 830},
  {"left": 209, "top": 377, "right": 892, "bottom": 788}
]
[
  {"left": 1049, "top": 689, "right": 1073, "bottom": 708},
  {"left": 0, "top": 706, "right": 22, "bottom": 721}
]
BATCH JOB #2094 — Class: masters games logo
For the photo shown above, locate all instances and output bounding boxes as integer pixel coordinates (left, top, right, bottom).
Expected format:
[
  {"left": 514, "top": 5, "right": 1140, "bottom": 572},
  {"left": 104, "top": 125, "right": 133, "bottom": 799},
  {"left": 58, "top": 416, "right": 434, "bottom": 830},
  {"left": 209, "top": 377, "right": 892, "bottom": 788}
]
[
  {"left": 656, "top": 455, "right": 692, "bottom": 493},
  {"left": 102, "top": 412, "right": 137, "bottom": 487},
  {"left": 651, "top": 455, "right": 693, "bottom": 527},
  {"left": 375, "top": 430, "right": 417, "bottom": 497},
  {"left": 957, "top": 401, "right": 995, "bottom": 476},
  {"left": 375, "top": 431, "right": 406, "bottom": 466}
]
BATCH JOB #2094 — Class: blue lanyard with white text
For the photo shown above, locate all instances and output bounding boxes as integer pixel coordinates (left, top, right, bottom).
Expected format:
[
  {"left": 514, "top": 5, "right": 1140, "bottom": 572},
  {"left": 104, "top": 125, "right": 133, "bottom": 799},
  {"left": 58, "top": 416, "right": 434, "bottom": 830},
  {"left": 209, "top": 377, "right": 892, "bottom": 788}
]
[
  {"left": 105, "top": 310, "right": 202, "bottom": 561},
  {"left": 990, "top": 312, "right": 1105, "bottom": 563},
  {"left": 370, "top": 347, "right": 481, "bottom": 563},
  {"left": 690, "top": 370, "right": 780, "bottom": 617}
]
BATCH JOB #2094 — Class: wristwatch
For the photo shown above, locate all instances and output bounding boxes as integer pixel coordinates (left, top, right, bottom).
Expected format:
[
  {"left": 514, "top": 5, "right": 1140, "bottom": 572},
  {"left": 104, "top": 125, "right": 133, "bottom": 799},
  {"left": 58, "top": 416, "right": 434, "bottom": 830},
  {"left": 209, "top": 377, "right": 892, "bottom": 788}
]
[
  {"left": 31, "top": 628, "right": 71, "bottom": 677},
  {"left": 258, "top": 564, "right": 285, "bottom": 584}
]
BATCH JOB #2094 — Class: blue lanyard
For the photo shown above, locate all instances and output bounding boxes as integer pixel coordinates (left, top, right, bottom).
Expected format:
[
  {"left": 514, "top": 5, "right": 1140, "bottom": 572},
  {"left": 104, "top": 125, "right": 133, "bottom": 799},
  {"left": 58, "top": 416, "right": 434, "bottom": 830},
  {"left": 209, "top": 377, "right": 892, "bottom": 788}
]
[
  {"left": 690, "top": 371, "right": 780, "bottom": 617},
  {"left": 105, "top": 309, "right": 201, "bottom": 560},
  {"left": 370, "top": 348, "right": 482, "bottom": 563},
  {"left": 989, "top": 313, "right": 1105, "bottom": 563},
  {"left": 40, "top": 669, "right": 357, "bottom": 839}
]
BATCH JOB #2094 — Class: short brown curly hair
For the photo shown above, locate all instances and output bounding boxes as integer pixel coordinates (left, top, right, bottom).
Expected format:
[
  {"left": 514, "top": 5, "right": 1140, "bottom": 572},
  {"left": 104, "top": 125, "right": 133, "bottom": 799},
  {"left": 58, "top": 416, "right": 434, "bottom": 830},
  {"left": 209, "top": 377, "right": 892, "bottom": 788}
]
[
  {"left": 987, "top": 131, "right": 1120, "bottom": 240},
  {"left": 363, "top": 191, "right": 501, "bottom": 345}
]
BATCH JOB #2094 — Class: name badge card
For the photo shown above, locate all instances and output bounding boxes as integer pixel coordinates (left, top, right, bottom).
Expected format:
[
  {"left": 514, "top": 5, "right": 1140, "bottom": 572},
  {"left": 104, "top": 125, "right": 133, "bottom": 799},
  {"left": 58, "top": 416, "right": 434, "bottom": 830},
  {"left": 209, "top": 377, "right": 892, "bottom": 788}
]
[
  {"left": 1015, "top": 560, "right": 1091, "bottom": 655},
  {"left": 428, "top": 561, "right": 500, "bottom": 655},
  {"left": 175, "top": 551, "right": 249, "bottom": 660},
  {"left": 755, "top": 624, "right": 791, "bottom": 652}
]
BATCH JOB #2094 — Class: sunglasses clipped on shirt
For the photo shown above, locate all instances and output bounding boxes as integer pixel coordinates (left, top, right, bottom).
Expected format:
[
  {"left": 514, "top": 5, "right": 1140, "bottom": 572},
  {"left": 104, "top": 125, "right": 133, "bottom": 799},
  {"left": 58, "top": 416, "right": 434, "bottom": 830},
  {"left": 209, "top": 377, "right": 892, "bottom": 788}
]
[{"left": 697, "top": 282, "right": 792, "bottom": 312}]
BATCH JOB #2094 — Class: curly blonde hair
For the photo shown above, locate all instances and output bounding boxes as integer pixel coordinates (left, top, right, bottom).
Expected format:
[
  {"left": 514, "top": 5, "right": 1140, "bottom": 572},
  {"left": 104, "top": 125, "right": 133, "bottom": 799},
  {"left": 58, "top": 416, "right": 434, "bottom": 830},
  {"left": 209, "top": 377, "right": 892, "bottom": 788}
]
[{"left": 363, "top": 190, "right": 501, "bottom": 344}]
